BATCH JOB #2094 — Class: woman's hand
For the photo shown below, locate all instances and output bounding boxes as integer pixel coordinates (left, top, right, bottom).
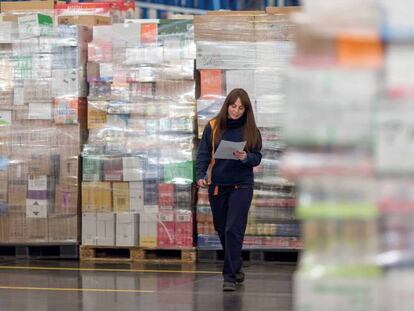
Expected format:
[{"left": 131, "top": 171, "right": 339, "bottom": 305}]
[
  {"left": 197, "top": 179, "right": 208, "bottom": 188},
  {"left": 234, "top": 150, "right": 247, "bottom": 161}
]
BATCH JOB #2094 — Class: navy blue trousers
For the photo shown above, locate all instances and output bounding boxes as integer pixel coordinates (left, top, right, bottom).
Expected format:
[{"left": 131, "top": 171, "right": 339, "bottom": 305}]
[{"left": 209, "top": 185, "right": 253, "bottom": 283}]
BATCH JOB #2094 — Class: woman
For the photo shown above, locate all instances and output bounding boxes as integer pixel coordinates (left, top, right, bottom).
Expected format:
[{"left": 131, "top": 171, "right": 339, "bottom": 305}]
[{"left": 196, "top": 88, "right": 262, "bottom": 291}]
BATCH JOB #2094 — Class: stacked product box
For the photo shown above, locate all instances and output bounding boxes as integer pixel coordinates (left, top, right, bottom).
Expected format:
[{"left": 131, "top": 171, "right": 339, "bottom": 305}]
[
  {"left": 0, "top": 13, "right": 89, "bottom": 243},
  {"left": 280, "top": 1, "right": 387, "bottom": 310},
  {"left": 194, "top": 11, "right": 301, "bottom": 250},
  {"left": 379, "top": 1, "right": 414, "bottom": 310},
  {"left": 82, "top": 19, "right": 196, "bottom": 248}
]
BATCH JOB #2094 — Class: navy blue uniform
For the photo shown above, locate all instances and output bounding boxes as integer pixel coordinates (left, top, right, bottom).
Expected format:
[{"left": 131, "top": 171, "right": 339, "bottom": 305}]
[{"left": 196, "top": 116, "right": 262, "bottom": 283}]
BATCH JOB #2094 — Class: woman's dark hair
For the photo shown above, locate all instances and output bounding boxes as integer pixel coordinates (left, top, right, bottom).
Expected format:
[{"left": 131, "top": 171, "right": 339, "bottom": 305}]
[{"left": 212, "top": 88, "right": 260, "bottom": 151}]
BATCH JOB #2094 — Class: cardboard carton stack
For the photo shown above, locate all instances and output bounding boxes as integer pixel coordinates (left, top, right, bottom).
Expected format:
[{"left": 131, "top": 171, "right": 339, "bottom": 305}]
[
  {"left": 82, "top": 19, "right": 196, "bottom": 248},
  {"left": 194, "top": 11, "right": 301, "bottom": 250},
  {"left": 0, "top": 13, "right": 89, "bottom": 243},
  {"left": 280, "top": 1, "right": 388, "bottom": 309}
]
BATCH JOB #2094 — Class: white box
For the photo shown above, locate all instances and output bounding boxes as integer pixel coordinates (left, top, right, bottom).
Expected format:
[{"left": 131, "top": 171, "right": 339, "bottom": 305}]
[
  {"left": 26, "top": 199, "right": 48, "bottom": 218},
  {"left": 96, "top": 213, "right": 115, "bottom": 246},
  {"left": 28, "top": 175, "right": 48, "bottom": 191},
  {"left": 82, "top": 213, "right": 97, "bottom": 245},
  {"left": 28, "top": 103, "right": 53, "bottom": 120},
  {"left": 225, "top": 70, "right": 255, "bottom": 100},
  {"left": 129, "top": 181, "right": 144, "bottom": 212},
  {"left": 123, "top": 157, "right": 144, "bottom": 181},
  {"left": 116, "top": 213, "right": 139, "bottom": 246},
  {"left": 0, "top": 22, "right": 13, "bottom": 43}
]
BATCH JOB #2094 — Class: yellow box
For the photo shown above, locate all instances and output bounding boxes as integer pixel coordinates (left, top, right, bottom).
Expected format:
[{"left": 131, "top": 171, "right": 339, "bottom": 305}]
[
  {"left": 96, "top": 182, "right": 112, "bottom": 212},
  {"left": 81, "top": 182, "right": 95, "bottom": 212},
  {"left": 112, "top": 182, "right": 130, "bottom": 212},
  {"left": 140, "top": 237, "right": 157, "bottom": 248},
  {"left": 87, "top": 103, "right": 107, "bottom": 129}
]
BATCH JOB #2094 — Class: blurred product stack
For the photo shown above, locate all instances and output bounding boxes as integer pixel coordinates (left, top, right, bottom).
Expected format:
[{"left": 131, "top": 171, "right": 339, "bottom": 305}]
[
  {"left": 281, "top": 1, "right": 385, "bottom": 310},
  {"left": 194, "top": 9, "right": 301, "bottom": 250},
  {"left": 82, "top": 19, "right": 197, "bottom": 248},
  {"left": 379, "top": 0, "right": 414, "bottom": 310},
  {"left": 0, "top": 12, "right": 89, "bottom": 243}
]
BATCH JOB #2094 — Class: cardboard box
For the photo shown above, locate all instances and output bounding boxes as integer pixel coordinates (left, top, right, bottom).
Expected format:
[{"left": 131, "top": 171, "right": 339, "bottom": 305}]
[
  {"left": 116, "top": 213, "right": 139, "bottom": 246},
  {"left": 157, "top": 211, "right": 175, "bottom": 247},
  {"left": 103, "top": 157, "right": 123, "bottom": 181},
  {"left": 18, "top": 13, "right": 53, "bottom": 39},
  {"left": 26, "top": 218, "right": 48, "bottom": 242},
  {"left": 58, "top": 15, "right": 111, "bottom": 27},
  {"left": 96, "top": 212, "right": 115, "bottom": 246},
  {"left": 82, "top": 213, "right": 97, "bottom": 245},
  {"left": 48, "top": 215, "right": 78, "bottom": 242},
  {"left": 82, "top": 156, "right": 102, "bottom": 181},
  {"left": 158, "top": 184, "right": 174, "bottom": 209},
  {"left": 139, "top": 212, "right": 157, "bottom": 248},
  {"left": 28, "top": 175, "right": 48, "bottom": 191},
  {"left": 129, "top": 181, "right": 144, "bottom": 213},
  {"left": 96, "top": 182, "right": 112, "bottom": 212},
  {"left": 122, "top": 157, "right": 144, "bottom": 181},
  {"left": 1, "top": 0, "right": 54, "bottom": 12},
  {"left": 175, "top": 184, "right": 192, "bottom": 210},
  {"left": 112, "top": 182, "right": 130, "bottom": 212},
  {"left": 28, "top": 154, "right": 59, "bottom": 176},
  {"left": 8, "top": 183, "right": 27, "bottom": 208},
  {"left": 163, "top": 161, "right": 194, "bottom": 184}
]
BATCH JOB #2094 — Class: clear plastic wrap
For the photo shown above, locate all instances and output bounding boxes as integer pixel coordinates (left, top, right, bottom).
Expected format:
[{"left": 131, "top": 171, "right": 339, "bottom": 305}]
[
  {"left": 194, "top": 12, "right": 299, "bottom": 250},
  {"left": 82, "top": 19, "right": 196, "bottom": 249},
  {"left": 0, "top": 14, "right": 89, "bottom": 244}
]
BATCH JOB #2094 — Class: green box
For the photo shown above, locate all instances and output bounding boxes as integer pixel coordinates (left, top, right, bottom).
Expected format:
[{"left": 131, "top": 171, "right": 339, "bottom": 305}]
[{"left": 163, "top": 161, "right": 194, "bottom": 184}]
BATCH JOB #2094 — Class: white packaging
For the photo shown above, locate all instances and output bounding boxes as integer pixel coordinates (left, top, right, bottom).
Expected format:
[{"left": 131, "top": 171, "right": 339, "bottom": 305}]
[
  {"left": 96, "top": 213, "right": 115, "bottom": 246},
  {"left": 129, "top": 182, "right": 144, "bottom": 212},
  {"left": 139, "top": 212, "right": 157, "bottom": 247},
  {"left": 116, "top": 213, "right": 139, "bottom": 246},
  {"left": 123, "top": 157, "right": 144, "bottom": 181},
  {"left": 82, "top": 213, "right": 97, "bottom": 245}
]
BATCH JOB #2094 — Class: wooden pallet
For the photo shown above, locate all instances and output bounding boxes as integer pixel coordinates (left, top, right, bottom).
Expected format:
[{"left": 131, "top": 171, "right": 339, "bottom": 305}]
[
  {"left": 0, "top": 243, "right": 79, "bottom": 259},
  {"left": 80, "top": 245, "right": 196, "bottom": 264}
]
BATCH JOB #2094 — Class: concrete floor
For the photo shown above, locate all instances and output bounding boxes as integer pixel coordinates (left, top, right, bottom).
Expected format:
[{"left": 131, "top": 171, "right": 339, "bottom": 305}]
[{"left": 0, "top": 260, "right": 295, "bottom": 311}]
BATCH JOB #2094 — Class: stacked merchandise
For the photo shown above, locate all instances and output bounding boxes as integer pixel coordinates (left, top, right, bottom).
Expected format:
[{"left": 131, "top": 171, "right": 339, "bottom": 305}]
[
  {"left": 0, "top": 13, "right": 89, "bottom": 243},
  {"left": 281, "top": 1, "right": 386, "bottom": 310},
  {"left": 82, "top": 19, "right": 196, "bottom": 248},
  {"left": 194, "top": 11, "right": 301, "bottom": 250},
  {"left": 379, "top": 1, "right": 414, "bottom": 310}
]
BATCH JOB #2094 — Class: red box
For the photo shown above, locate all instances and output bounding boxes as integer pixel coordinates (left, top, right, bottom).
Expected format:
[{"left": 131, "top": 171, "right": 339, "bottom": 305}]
[
  {"left": 157, "top": 211, "right": 175, "bottom": 247},
  {"left": 175, "top": 211, "right": 193, "bottom": 248},
  {"left": 158, "top": 184, "right": 174, "bottom": 209}
]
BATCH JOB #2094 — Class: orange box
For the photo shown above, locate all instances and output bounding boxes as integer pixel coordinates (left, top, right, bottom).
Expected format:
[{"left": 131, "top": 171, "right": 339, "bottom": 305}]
[
  {"left": 200, "top": 70, "right": 224, "bottom": 99},
  {"left": 337, "top": 31, "right": 383, "bottom": 68},
  {"left": 141, "top": 23, "right": 157, "bottom": 45}
]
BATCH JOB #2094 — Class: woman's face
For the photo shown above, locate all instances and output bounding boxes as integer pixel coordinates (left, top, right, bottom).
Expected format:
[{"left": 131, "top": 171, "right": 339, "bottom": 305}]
[{"left": 227, "top": 98, "right": 245, "bottom": 120}]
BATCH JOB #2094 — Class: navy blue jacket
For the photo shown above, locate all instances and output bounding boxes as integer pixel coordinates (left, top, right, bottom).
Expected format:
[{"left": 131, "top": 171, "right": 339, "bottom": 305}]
[{"left": 196, "top": 118, "right": 262, "bottom": 186}]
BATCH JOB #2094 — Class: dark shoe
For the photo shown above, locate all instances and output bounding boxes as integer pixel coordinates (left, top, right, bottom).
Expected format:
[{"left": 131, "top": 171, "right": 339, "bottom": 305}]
[
  {"left": 236, "top": 270, "right": 245, "bottom": 284},
  {"left": 223, "top": 281, "right": 236, "bottom": 292}
]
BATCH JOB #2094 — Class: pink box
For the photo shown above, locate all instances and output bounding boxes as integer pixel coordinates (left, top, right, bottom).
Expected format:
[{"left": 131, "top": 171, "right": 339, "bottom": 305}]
[
  {"left": 175, "top": 211, "right": 193, "bottom": 248},
  {"left": 157, "top": 211, "right": 175, "bottom": 248}
]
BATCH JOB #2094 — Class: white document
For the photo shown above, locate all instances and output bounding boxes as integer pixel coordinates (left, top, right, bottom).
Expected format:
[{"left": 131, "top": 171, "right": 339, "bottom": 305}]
[{"left": 214, "top": 140, "right": 246, "bottom": 160}]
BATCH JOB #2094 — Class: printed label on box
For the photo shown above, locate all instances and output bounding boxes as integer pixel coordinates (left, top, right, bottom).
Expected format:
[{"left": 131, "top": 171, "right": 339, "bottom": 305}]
[
  {"left": 28, "top": 103, "right": 53, "bottom": 120},
  {"left": 28, "top": 175, "right": 48, "bottom": 191}
]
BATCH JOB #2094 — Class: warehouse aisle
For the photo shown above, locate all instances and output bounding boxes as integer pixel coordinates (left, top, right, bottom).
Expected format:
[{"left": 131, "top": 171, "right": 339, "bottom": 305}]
[{"left": 0, "top": 260, "right": 294, "bottom": 311}]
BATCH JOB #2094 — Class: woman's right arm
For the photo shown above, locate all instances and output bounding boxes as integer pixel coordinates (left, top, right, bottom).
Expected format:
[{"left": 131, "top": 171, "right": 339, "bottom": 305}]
[{"left": 195, "top": 123, "right": 212, "bottom": 185}]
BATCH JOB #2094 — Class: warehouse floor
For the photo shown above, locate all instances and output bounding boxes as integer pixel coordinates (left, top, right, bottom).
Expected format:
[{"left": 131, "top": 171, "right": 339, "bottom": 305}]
[{"left": 0, "top": 260, "right": 295, "bottom": 311}]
